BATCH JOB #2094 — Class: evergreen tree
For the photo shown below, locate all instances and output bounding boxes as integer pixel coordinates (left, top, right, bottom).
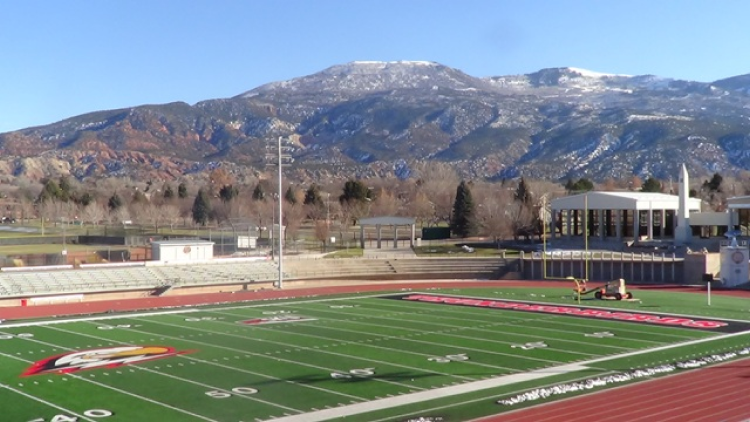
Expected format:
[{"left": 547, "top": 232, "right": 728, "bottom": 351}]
[
  {"left": 219, "top": 184, "right": 239, "bottom": 202},
  {"left": 132, "top": 190, "right": 148, "bottom": 203},
  {"left": 339, "top": 179, "right": 370, "bottom": 203},
  {"left": 570, "top": 178, "right": 594, "bottom": 192},
  {"left": 163, "top": 184, "right": 175, "bottom": 199},
  {"left": 450, "top": 180, "right": 478, "bottom": 238},
  {"left": 703, "top": 173, "right": 723, "bottom": 193},
  {"left": 192, "top": 189, "right": 212, "bottom": 226},
  {"left": 78, "top": 192, "right": 94, "bottom": 206},
  {"left": 107, "top": 193, "right": 122, "bottom": 211},
  {"left": 514, "top": 178, "right": 533, "bottom": 205},
  {"left": 304, "top": 184, "right": 324, "bottom": 208},
  {"left": 37, "top": 179, "right": 62, "bottom": 203},
  {"left": 177, "top": 182, "right": 188, "bottom": 199},
  {"left": 58, "top": 176, "right": 72, "bottom": 202},
  {"left": 564, "top": 178, "right": 575, "bottom": 192},
  {"left": 641, "top": 177, "right": 662, "bottom": 192},
  {"left": 252, "top": 183, "right": 266, "bottom": 201},
  {"left": 284, "top": 186, "right": 297, "bottom": 204}
]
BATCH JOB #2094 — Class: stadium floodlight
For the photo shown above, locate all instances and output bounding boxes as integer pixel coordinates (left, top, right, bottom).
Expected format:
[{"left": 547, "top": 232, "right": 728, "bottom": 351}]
[{"left": 266, "top": 136, "right": 293, "bottom": 288}]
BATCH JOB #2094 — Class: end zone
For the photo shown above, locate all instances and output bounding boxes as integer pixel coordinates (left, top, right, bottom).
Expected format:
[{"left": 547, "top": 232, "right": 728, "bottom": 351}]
[{"left": 380, "top": 292, "right": 750, "bottom": 333}]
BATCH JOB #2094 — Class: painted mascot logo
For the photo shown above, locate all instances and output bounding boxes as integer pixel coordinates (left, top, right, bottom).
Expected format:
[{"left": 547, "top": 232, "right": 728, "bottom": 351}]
[{"left": 22, "top": 345, "right": 192, "bottom": 377}]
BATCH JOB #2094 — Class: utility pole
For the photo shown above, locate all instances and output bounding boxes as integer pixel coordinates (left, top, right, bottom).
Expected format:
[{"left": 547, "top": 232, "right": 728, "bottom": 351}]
[
  {"left": 266, "top": 136, "right": 293, "bottom": 288},
  {"left": 277, "top": 136, "right": 284, "bottom": 289}
]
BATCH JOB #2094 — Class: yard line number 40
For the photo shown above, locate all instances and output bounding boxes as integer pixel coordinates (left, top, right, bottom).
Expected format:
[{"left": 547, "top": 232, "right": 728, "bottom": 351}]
[{"left": 28, "top": 409, "right": 112, "bottom": 422}]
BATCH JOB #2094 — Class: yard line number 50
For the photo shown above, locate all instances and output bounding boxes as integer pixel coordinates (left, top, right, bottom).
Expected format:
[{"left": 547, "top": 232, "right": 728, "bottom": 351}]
[{"left": 205, "top": 387, "right": 259, "bottom": 398}]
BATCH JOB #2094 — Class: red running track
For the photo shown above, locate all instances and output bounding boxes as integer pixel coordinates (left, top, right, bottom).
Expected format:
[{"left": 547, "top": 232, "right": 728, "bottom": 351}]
[
  {"left": 3, "top": 280, "right": 749, "bottom": 321},
  {"left": 0, "top": 281, "right": 539, "bottom": 320},
  {"left": 481, "top": 357, "right": 750, "bottom": 422}
]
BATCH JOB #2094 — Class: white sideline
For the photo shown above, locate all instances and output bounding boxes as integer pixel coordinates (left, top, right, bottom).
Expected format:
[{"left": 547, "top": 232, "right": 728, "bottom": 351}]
[
  {"left": 269, "top": 330, "right": 750, "bottom": 422},
  {"left": 0, "top": 308, "right": 199, "bottom": 328}
]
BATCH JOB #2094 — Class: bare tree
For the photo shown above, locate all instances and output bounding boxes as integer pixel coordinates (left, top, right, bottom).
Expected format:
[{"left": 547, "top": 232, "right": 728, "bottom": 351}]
[
  {"left": 346, "top": 199, "right": 372, "bottom": 226},
  {"left": 113, "top": 207, "right": 131, "bottom": 226},
  {"left": 161, "top": 204, "right": 182, "bottom": 230},
  {"left": 250, "top": 198, "right": 275, "bottom": 239},
  {"left": 369, "top": 188, "right": 399, "bottom": 216},
  {"left": 477, "top": 193, "right": 514, "bottom": 244},
  {"left": 508, "top": 201, "right": 536, "bottom": 241},
  {"left": 336, "top": 201, "right": 353, "bottom": 243},
  {"left": 211, "top": 200, "right": 231, "bottom": 225},
  {"left": 414, "top": 162, "right": 458, "bottom": 225},
  {"left": 38, "top": 200, "right": 59, "bottom": 235},
  {"left": 134, "top": 202, "right": 163, "bottom": 232},
  {"left": 80, "top": 201, "right": 107, "bottom": 226},
  {"left": 736, "top": 171, "right": 750, "bottom": 196},
  {"left": 408, "top": 192, "right": 435, "bottom": 228},
  {"left": 18, "top": 197, "right": 36, "bottom": 224},
  {"left": 283, "top": 202, "right": 306, "bottom": 242},
  {"left": 313, "top": 220, "right": 331, "bottom": 251}
]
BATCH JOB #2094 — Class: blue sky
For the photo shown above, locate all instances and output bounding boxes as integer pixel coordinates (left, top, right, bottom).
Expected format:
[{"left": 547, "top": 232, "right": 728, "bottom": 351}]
[{"left": 1, "top": 0, "right": 748, "bottom": 133}]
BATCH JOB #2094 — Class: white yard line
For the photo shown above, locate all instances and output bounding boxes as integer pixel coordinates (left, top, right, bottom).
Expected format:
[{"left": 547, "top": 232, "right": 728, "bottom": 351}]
[
  {"left": 33, "top": 322, "right": 368, "bottom": 403},
  {"left": 268, "top": 305, "right": 593, "bottom": 360},
  {"left": 41, "top": 325, "right": 305, "bottom": 414},
  {"left": 0, "top": 350, "right": 220, "bottom": 422},
  {"left": 125, "top": 317, "right": 428, "bottom": 391},
  {"left": 197, "top": 310, "right": 518, "bottom": 374},
  {"left": 267, "top": 329, "right": 750, "bottom": 422},
  {"left": 0, "top": 381, "right": 99, "bottom": 422}
]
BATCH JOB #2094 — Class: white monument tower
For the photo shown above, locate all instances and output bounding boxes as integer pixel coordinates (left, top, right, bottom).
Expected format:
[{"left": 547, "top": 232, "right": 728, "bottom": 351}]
[{"left": 675, "top": 164, "right": 691, "bottom": 245}]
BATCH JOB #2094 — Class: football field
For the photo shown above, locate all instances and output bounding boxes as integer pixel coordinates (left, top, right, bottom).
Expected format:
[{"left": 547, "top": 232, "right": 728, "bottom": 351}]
[{"left": 2, "top": 287, "right": 749, "bottom": 422}]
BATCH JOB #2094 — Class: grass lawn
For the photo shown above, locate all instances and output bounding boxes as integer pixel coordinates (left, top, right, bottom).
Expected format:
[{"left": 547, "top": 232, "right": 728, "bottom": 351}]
[{"left": 1, "top": 286, "right": 748, "bottom": 421}]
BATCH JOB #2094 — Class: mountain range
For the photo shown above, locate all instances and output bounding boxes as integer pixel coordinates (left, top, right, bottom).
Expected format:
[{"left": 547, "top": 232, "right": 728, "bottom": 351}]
[{"left": 3, "top": 60, "right": 750, "bottom": 183}]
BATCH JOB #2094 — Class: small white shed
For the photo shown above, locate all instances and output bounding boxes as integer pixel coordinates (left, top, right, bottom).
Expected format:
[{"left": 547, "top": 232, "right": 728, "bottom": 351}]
[{"left": 151, "top": 239, "right": 214, "bottom": 263}]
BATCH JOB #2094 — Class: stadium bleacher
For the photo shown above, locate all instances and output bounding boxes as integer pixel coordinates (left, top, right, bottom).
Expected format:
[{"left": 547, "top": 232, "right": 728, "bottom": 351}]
[{"left": 0, "top": 257, "right": 505, "bottom": 298}]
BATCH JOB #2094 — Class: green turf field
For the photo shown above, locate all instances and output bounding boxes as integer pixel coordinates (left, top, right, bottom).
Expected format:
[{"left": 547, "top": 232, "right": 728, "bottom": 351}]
[{"left": 2, "top": 287, "right": 749, "bottom": 422}]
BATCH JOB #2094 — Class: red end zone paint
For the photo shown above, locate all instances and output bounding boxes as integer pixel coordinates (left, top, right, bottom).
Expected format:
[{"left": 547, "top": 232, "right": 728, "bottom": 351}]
[{"left": 388, "top": 293, "right": 741, "bottom": 332}]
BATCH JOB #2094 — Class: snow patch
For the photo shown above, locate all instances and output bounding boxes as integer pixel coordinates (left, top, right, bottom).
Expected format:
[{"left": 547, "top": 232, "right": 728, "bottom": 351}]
[
  {"left": 627, "top": 115, "right": 694, "bottom": 123},
  {"left": 567, "top": 67, "right": 631, "bottom": 78}
]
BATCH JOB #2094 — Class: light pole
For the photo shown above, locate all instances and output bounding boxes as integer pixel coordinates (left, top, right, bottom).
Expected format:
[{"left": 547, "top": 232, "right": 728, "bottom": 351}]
[
  {"left": 266, "top": 136, "right": 291, "bottom": 288},
  {"left": 277, "top": 136, "right": 285, "bottom": 289},
  {"left": 62, "top": 217, "right": 67, "bottom": 262}
]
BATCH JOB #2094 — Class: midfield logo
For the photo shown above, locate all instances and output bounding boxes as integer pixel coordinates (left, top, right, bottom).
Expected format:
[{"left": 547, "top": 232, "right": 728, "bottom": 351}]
[{"left": 22, "top": 346, "right": 192, "bottom": 377}]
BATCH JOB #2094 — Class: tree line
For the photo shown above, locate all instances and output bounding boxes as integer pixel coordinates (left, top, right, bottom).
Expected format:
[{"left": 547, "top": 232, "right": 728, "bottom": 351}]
[{"left": 1, "top": 164, "right": 743, "bottom": 243}]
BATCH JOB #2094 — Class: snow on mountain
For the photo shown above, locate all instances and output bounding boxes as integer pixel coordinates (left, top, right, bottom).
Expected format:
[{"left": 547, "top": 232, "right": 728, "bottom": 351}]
[
  {"left": 6, "top": 61, "right": 750, "bottom": 183},
  {"left": 566, "top": 67, "right": 631, "bottom": 78},
  {"left": 240, "top": 60, "right": 490, "bottom": 99},
  {"left": 486, "top": 67, "right": 679, "bottom": 93}
]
